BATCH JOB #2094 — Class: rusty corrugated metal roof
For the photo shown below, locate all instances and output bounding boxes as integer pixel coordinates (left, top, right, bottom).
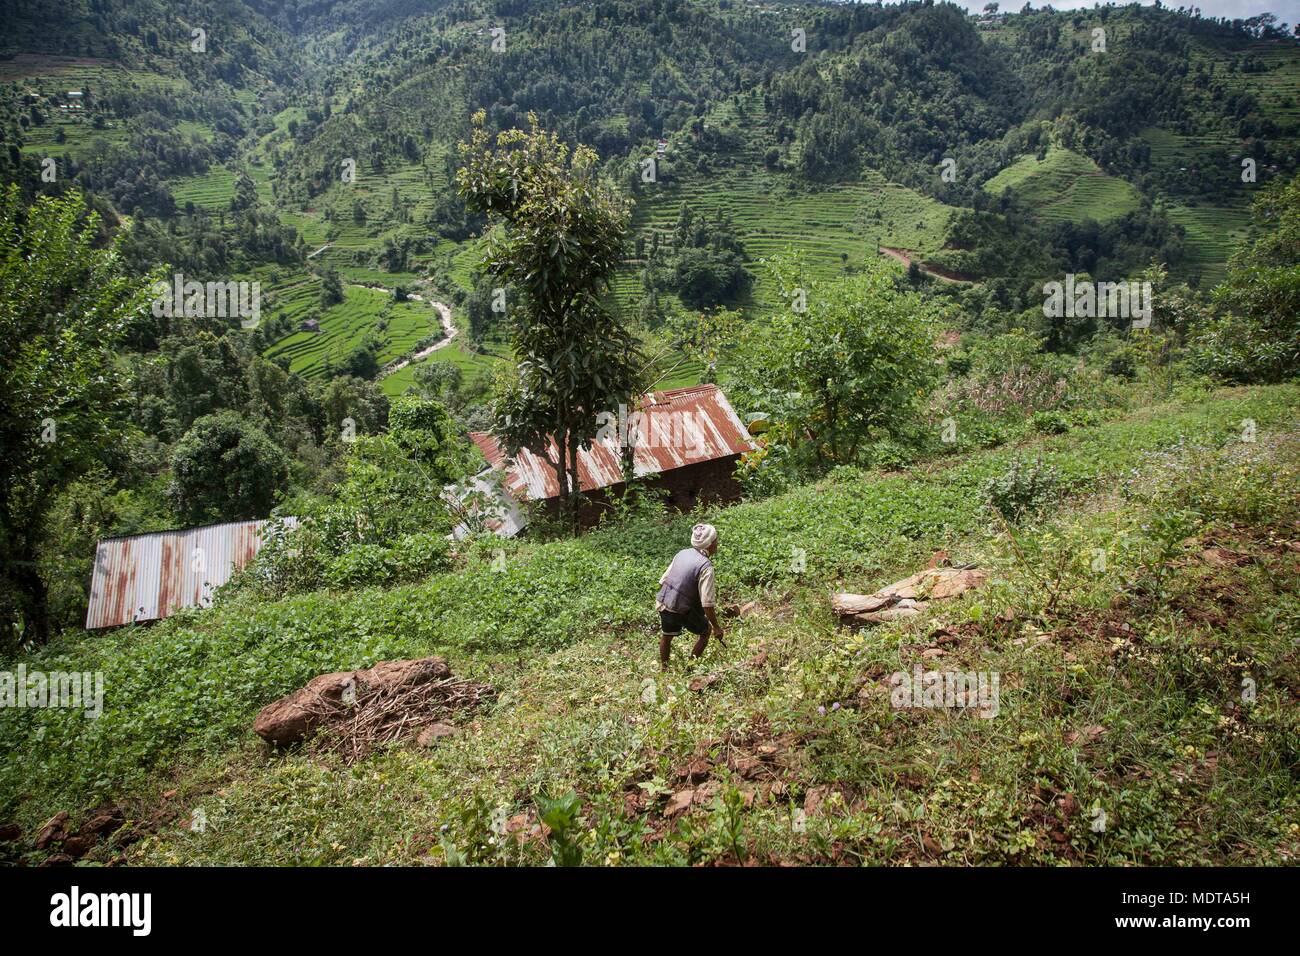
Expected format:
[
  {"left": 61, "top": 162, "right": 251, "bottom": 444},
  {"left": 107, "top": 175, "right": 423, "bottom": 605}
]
[
  {"left": 470, "top": 384, "right": 753, "bottom": 501},
  {"left": 85, "top": 517, "right": 298, "bottom": 629}
]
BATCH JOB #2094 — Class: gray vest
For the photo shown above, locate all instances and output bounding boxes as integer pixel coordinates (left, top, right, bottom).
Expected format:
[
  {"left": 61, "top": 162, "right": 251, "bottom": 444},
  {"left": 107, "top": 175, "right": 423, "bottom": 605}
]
[{"left": 657, "top": 548, "right": 711, "bottom": 614}]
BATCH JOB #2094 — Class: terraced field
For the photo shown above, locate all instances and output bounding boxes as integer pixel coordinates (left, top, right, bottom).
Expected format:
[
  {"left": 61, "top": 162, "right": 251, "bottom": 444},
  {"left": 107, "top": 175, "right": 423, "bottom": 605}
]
[
  {"left": 1193, "top": 36, "right": 1300, "bottom": 127},
  {"left": 434, "top": 239, "right": 485, "bottom": 294},
  {"left": 277, "top": 152, "right": 449, "bottom": 279},
  {"left": 0, "top": 54, "right": 178, "bottom": 88},
  {"left": 16, "top": 113, "right": 131, "bottom": 160},
  {"left": 264, "top": 282, "right": 444, "bottom": 380},
  {"left": 984, "top": 146, "right": 1142, "bottom": 223},
  {"left": 3, "top": 56, "right": 189, "bottom": 159},
  {"left": 1138, "top": 126, "right": 1240, "bottom": 177},
  {"left": 170, "top": 166, "right": 237, "bottom": 210},
  {"left": 1135, "top": 127, "right": 1261, "bottom": 286},
  {"left": 1162, "top": 202, "right": 1251, "bottom": 288},
  {"left": 264, "top": 84, "right": 948, "bottom": 393},
  {"left": 251, "top": 268, "right": 321, "bottom": 329},
  {"left": 379, "top": 337, "right": 508, "bottom": 398},
  {"left": 616, "top": 167, "right": 954, "bottom": 316}
]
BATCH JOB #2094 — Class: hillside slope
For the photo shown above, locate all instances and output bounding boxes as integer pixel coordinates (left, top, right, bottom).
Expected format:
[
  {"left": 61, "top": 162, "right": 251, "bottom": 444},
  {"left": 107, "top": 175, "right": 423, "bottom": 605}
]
[{"left": 3, "top": 384, "right": 1297, "bottom": 865}]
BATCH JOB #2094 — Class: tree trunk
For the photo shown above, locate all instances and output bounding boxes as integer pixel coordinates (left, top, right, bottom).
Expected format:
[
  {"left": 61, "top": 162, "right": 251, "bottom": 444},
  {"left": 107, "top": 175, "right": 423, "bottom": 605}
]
[
  {"left": 554, "top": 429, "right": 570, "bottom": 529},
  {"left": 567, "top": 435, "right": 581, "bottom": 536},
  {"left": 10, "top": 543, "right": 50, "bottom": 644}
]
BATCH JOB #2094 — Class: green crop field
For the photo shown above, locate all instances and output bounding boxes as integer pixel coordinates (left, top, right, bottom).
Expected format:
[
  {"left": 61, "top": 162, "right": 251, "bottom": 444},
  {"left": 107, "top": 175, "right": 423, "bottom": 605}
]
[
  {"left": 617, "top": 167, "right": 954, "bottom": 317},
  {"left": 1193, "top": 37, "right": 1300, "bottom": 126},
  {"left": 263, "top": 282, "right": 444, "bottom": 380},
  {"left": 379, "top": 337, "right": 509, "bottom": 398},
  {"left": 17, "top": 112, "right": 131, "bottom": 158},
  {"left": 984, "top": 146, "right": 1142, "bottom": 223},
  {"left": 1162, "top": 202, "right": 1252, "bottom": 288},
  {"left": 1135, "top": 127, "right": 1265, "bottom": 286},
  {"left": 169, "top": 166, "right": 237, "bottom": 210},
  {"left": 1138, "top": 126, "right": 1240, "bottom": 176}
]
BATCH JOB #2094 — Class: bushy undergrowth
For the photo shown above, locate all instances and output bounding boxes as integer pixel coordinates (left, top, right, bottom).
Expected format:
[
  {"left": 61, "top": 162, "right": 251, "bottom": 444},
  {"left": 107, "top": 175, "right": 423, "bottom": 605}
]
[{"left": 1, "top": 385, "right": 1297, "bottom": 830}]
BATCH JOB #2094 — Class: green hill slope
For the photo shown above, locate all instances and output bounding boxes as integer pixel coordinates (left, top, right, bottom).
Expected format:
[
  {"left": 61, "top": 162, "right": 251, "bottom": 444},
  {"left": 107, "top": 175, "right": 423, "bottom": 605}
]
[
  {"left": 984, "top": 146, "right": 1143, "bottom": 224},
  {"left": 3, "top": 384, "right": 1297, "bottom": 866}
]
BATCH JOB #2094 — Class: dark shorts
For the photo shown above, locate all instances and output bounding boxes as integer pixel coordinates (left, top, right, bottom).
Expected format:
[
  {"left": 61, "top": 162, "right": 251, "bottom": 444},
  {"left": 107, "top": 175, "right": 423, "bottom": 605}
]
[{"left": 660, "top": 606, "right": 709, "bottom": 637}]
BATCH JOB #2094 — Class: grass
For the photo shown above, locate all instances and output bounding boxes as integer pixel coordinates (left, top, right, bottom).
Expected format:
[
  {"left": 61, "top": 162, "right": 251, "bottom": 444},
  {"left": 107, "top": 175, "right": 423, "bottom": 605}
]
[
  {"left": 263, "top": 281, "right": 444, "bottom": 379},
  {"left": 984, "top": 146, "right": 1142, "bottom": 224},
  {"left": 2, "top": 384, "right": 1297, "bottom": 866},
  {"left": 169, "top": 166, "right": 238, "bottom": 211}
]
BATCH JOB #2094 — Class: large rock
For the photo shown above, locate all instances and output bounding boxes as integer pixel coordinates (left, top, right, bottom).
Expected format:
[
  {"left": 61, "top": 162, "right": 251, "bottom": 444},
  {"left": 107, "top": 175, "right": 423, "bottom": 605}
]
[
  {"left": 834, "top": 567, "right": 987, "bottom": 626},
  {"left": 35, "top": 812, "right": 68, "bottom": 850},
  {"left": 253, "top": 657, "right": 451, "bottom": 746}
]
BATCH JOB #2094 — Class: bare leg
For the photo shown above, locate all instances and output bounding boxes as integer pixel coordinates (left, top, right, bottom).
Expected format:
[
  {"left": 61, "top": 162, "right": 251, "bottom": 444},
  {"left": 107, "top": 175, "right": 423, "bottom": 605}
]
[
  {"left": 659, "top": 633, "right": 673, "bottom": 669},
  {"left": 691, "top": 632, "right": 709, "bottom": 658}
]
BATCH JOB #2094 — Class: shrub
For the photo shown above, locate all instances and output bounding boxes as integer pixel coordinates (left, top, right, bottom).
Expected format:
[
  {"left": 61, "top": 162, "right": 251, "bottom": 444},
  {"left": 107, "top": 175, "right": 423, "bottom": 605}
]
[
  {"left": 983, "top": 457, "right": 1061, "bottom": 523},
  {"left": 1031, "top": 410, "right": 1071, "bottom": 435},
  {"left": 167, "top": 412, "right": 290, "bottom": 524}
]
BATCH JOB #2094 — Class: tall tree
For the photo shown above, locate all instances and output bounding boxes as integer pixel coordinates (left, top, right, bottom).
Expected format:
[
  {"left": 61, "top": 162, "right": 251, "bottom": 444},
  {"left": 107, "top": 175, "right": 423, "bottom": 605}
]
[
  {"left": 0, "top": 187, "right": 153, "bottom": 641},
  {"left": 730, "top": 256, "right": 940, "bottom": 469},
  {"left": 456, "top": 114, "right": 642, "bottom": 530},
  {"left": 167, "top": 412, "right": 290, "bottom": 525}
]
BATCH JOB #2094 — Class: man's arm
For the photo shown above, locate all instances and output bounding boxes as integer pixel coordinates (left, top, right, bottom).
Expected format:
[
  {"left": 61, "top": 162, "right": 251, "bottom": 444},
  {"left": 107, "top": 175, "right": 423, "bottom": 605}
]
[
  {"left": 698, "top": 563, "right": 724, "bottom": 640},
  {"left": 704, "top": 606, "right": 724, "bottom": 642}
]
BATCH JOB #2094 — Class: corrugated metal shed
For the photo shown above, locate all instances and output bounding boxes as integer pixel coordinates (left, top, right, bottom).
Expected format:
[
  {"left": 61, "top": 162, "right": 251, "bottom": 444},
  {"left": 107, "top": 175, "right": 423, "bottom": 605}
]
[
  {"left": 469, "top": 384, "right": 753, "bottom": 502},
  {"left": 85, "top": 517, "right": 298, "bottom": 629}
]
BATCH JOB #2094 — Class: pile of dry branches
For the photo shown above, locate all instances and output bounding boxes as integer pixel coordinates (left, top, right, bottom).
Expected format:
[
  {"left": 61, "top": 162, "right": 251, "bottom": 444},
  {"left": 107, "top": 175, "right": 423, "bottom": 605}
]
[{"left": 306, "top": 675, "right": 494, "bottom": 763}]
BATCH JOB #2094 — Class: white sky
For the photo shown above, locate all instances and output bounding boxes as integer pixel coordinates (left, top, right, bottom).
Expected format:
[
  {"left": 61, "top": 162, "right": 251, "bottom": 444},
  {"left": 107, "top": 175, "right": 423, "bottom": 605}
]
[{"left": 941, "top": 1, "right": 1299, "bottom": 25}]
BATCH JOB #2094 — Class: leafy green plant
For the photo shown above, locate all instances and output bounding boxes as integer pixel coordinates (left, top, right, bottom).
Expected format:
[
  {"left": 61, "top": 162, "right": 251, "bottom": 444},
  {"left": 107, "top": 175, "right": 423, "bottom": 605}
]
[
  {"left": 727, "top": 254, "right": 940, "bottom": 476},
  {"left": 983, "top": 457, "right": 1061, "bottom": 523},
  {"left": 536, "top": 790, "right": 584, "bottom": 867},
  {"left": 711, "top": 785, "right": 749, "bottom": 863}
]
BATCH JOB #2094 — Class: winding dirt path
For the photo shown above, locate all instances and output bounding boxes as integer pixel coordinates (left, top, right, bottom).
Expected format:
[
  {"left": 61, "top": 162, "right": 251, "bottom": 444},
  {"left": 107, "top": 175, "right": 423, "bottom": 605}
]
[
  {"left": 879, "top": 246, "right": 972, "bottom": 284},
  {"left": 340, "top": 281, "right": 457, "bottom": 376},
  {"left": 382, "top": 298, "right": 457, "bottom": 375}
]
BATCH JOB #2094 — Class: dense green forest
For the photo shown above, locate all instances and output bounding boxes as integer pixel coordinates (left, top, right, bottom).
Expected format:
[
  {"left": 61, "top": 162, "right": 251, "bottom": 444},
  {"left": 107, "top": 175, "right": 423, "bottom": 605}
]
[{"left": 0, "top": 1, "right": 1298, "bottom": 870}]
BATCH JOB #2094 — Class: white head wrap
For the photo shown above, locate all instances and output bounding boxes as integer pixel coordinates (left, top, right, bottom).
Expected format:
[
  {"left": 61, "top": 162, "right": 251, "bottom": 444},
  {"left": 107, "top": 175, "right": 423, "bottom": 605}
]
[{"left": 691, "top": 523, "right": 718, "bottom": 550}]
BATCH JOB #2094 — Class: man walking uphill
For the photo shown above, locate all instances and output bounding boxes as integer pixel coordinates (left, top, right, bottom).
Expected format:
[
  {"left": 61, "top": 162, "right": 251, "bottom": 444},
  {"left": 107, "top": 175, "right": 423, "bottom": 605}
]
[{"left": 656, "top": 523, "right": 724, "bottom": 669}]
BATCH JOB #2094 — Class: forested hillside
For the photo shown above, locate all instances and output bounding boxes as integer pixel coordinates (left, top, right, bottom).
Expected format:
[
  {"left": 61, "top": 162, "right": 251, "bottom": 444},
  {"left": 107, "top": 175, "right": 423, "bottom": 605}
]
[{"left": 1, "top": 1, "right": 1297, "bottom": 870}]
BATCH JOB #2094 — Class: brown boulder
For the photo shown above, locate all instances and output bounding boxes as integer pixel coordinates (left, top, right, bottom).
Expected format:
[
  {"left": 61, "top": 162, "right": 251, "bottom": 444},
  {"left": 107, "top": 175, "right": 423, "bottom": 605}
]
[
  {"left": 254, "top": 657, "right": 452, "bottom": 746},
  {"left": 79, "top": 809, "right": 124, "bottom": 838},
  {"left": 35, "top": 812, "right": 68, "bottom": 850},
  {"left": 61, "top": 835, "right": 94, "bottom": 859},
  {"left": 0, "top": 823, "right": 21, "bottom": 842}
]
